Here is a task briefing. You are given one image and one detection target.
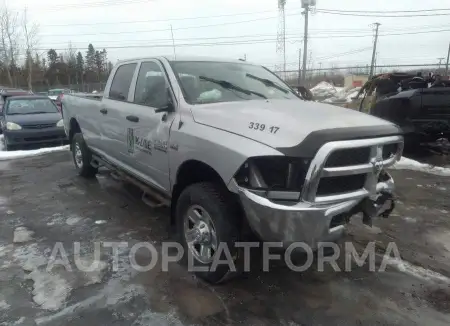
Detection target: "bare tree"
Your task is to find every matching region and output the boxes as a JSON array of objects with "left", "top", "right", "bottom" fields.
[
  {"left": 22, "top": 8, "right": 39, "bottom": 90},
  {"left": 0, "top": 6, "right": 21, "bottom": 87},
  {"left": 0, "top": 7, "right": 13, "bottom": 86}
]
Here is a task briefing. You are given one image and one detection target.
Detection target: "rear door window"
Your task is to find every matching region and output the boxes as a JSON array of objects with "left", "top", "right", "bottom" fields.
[{"left": 109, "top": 63, "right": 137, "bottom": 101}]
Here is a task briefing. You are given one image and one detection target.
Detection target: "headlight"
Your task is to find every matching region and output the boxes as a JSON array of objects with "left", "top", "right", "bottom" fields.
[
  {"left": 6, "top": 122, "right": 22, "bottom": 130},
  {"left": 56, "top": 119, "right": 64, "bottom": 127},
  {"left": 234, "top": 156, "right": 311, "bottom": 201}
]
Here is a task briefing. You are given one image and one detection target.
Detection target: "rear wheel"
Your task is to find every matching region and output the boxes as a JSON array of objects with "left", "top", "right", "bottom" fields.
[
  {"left": 72, "top": 133, "right": 97, "bottom": 178},
  {"left": 176, "top": 182, "right": 240, "bottom": 284}
]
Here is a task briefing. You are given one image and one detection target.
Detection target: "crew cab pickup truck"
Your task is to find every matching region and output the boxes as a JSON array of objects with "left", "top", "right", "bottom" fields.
[{"left": 62, "top": 56, "right": 404, "bottom": 283}]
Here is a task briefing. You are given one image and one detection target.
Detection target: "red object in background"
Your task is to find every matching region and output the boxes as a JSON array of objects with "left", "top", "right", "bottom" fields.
[
  {"left": 352, "top": 80, "right": 363, "bottom": 87},
  {"left": 55, "top": 93, "right": 64, "bottom": 111}
]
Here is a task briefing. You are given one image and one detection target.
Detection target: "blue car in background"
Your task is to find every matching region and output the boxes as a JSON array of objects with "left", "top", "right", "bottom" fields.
[{"left": 0, "top": 95, "right": 67, "bottom": 151}]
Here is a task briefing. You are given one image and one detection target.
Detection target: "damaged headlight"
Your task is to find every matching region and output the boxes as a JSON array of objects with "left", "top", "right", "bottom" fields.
[{"left": 234, "top": 156, "right": 311, "bottom": 201}]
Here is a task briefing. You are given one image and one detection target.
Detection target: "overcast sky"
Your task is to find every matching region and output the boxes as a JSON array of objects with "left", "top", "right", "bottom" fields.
[{"left": 6, "top": 0, "right": 450, "bottom": 71}]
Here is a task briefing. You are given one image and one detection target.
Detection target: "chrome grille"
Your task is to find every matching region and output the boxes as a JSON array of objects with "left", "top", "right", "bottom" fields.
[{"left": 301, "top": 135, "right": 404, "bottom": 204}]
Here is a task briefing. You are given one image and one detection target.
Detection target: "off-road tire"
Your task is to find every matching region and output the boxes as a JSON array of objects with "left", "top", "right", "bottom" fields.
[
  {"left": 176, "top": 182, "right": 240, "bottom": 284},
  {"left": 72, "top": 133, "right": 98, "bottom": 178}
]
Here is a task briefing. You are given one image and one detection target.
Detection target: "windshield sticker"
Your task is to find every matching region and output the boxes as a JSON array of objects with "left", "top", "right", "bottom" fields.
[{"left": 248, "top": 122, "right": 279, "bottom": 134}]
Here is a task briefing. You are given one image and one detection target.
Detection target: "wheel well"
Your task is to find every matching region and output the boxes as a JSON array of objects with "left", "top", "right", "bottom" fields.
[
  {"left": 69, "top": 118, "right": 81, "bottom": 150},
  {"left": 170, "top": 160, "right": 227, "bottom": 225}
]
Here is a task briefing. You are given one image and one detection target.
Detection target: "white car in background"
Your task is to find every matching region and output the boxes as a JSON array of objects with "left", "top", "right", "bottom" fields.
[{"left": 48, "top": 89, "right": 72, "bottom": 101}]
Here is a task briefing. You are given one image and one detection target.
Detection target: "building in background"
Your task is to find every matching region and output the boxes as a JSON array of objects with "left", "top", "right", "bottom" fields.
[{"left": 344, "top": 75, "right": 369, "bottom": 88}]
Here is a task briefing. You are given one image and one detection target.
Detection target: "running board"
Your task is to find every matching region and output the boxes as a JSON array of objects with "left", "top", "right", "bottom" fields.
[
  {"left": 141, "top": 192, "right": 165, "bottom": 208},
  {"left": 91, "top": 154, "right": 171, "bottom": 208}
]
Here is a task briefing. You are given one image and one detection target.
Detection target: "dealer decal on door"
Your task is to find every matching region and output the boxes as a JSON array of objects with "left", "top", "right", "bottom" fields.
[{"left": 127, "top": 128, "right": 152, "bottom": 155}]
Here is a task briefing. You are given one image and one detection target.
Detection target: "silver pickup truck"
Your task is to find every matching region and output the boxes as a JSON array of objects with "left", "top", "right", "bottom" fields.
[{"left": 62, "top": 56, "right": 404, "bottom": 283}]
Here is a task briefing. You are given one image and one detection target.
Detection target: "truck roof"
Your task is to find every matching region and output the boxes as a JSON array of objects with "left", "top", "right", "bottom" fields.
[{"left": 117, "top": 55, "right": 260, "bottom": 66}]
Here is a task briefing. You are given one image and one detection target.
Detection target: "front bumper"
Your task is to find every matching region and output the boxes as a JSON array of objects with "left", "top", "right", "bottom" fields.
[
  {"left": 238, "top": 176, "right": 395, "bottom": 250},
  {"left": 4, "top": 128, "right": 67, "bottom": 145}
]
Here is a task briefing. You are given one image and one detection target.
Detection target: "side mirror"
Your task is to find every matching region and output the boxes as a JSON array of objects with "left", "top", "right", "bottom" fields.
[{"left": 155, "top": 89, "right": 175, "bottom": 113}]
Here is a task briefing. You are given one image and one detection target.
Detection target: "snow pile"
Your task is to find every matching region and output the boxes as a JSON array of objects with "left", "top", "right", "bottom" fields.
[
  {"left": 322, "top": 86, "right": 361, "bottom": 104},
  {"left": 310, "top": 81, "right": 345, "bottom": 101},
  {"left": 392, "top": 157, "right": 450, "bottom": 176},
  {"left": 1, "top": 134, "right": 70, "bottom": 160},
  {"left": 0, "top": 144, "right": 69, "bottom": 161}
]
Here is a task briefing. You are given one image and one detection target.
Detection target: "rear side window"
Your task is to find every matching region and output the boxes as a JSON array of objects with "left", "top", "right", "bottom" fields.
[{"left": 109, "top": 63, "right": 137, "bottom": 101}]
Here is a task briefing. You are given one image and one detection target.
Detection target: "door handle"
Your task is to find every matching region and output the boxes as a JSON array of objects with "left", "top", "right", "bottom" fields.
[
  {"left": 100, "top": 108, "right": 108, "bottom": 114},
  {"left": 126, "top": 115, "right": 139, "bottom": 122}
]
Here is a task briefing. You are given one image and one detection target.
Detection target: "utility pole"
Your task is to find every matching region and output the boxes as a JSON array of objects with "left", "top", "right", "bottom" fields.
[
  {"left": 369, "top": 23, "right": 381, "bottom": 79},
  {"left": 298, "top": 48, "right": 302, "bottom": 86},
  {"left": 445, "top": 42, "right": 450, "bottom": 78},
  {"left": 301, "top": 4, "right": 310, "bottom": 83}
]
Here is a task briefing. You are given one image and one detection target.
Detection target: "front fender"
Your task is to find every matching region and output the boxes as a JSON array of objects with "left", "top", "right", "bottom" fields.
[{"left": 168, "top": 118, "right": 283, "bottom": 192}]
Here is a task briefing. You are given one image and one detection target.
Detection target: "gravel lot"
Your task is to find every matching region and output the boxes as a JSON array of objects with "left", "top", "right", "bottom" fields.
[{"left": 1, "top": 150, "right": 450, "bottom": 326}]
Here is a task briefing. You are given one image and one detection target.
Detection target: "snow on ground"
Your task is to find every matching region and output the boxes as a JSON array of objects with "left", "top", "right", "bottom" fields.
[
  {"left": 0, "top": 134, "right": 69, "bottom": 160},
  {"left": 13, "top": 226, "right": 35, "bottom": 243},
  {"left": 393, "top": 157, "right": 450, "bottom": 176}
]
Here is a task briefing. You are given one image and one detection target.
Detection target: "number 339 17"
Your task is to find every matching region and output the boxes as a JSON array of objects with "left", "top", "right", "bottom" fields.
[{"left": 248, "top": 122, "right": 279, "bottom": 134}]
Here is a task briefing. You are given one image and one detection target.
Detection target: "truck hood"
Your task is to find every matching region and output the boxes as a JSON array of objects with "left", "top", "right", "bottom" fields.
[
  {"left": 191, "top": 99, "right": 400, "bottom": 153},
  {"left": 6, "top": 112, "right": 62, "bottom": 125}
]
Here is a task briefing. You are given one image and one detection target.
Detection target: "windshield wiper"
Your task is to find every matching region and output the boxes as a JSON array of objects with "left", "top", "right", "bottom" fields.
[
  {"left": 199, "top": 76, "right": 267, "bottom": 99},
  {"left": 20, "top": 111, "right": 54, "bottom": 114},
  {"left": 245, "top": 73, "right": 289, "bottom": 94}
]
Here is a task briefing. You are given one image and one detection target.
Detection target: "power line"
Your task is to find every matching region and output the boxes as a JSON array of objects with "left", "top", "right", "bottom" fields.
[
  {"left": 40, "top": 12, "right": 303, "bottom": 37},
  {"left": 316, "top": 10, "right": 450, "bottom": 18},
  {"left": 41, "top": 8, "right": 290, "bottom": 27},
  {"left": 318, "top": 8, "right": 450, "bottom": 13},
  {"left": 315, "top": 47, "right": 372, "bottom": 60},
  {"left": 309, "top": 28, "right": 450, "bottom": 39},
  {"left": 33, "top": 0, "right": 153, "bottom": 11},
  {"left": 39, "top": 25, "right": 450, "bottom": 40},
  {"left": 278, "top": 63, "right": 442, "bottom": 73}
]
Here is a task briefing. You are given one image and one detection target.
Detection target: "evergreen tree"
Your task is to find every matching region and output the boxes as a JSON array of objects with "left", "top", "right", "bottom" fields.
[
  {"left": 76, "top": 51, "right": 84, "bottom": 84},
  {"left": 47, "top": 49, "right": 58, "bottom": 66},
  {"left": 85, "top": 43, "right": 96, "bottom": 71}
]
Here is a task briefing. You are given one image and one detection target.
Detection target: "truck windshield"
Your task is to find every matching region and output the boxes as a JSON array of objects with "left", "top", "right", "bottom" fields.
[{"left": 170, "top": 61, "right": 300, "bottom": 104}]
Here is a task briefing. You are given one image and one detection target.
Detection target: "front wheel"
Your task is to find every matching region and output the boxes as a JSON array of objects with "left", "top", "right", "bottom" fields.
[
  {"left": 72, "top": 133, "right": 98, "bottom": 178},
  {"left": 176, "top": 182, "right": 240, "bottom": 284}
]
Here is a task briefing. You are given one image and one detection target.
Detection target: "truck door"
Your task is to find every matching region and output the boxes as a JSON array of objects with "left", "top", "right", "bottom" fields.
[
  {"left": 98, "top": 62, "right": 138, "bottom": 163},
  {"left": 122, "top": 60, "right": 177, "bottom": 193}
]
